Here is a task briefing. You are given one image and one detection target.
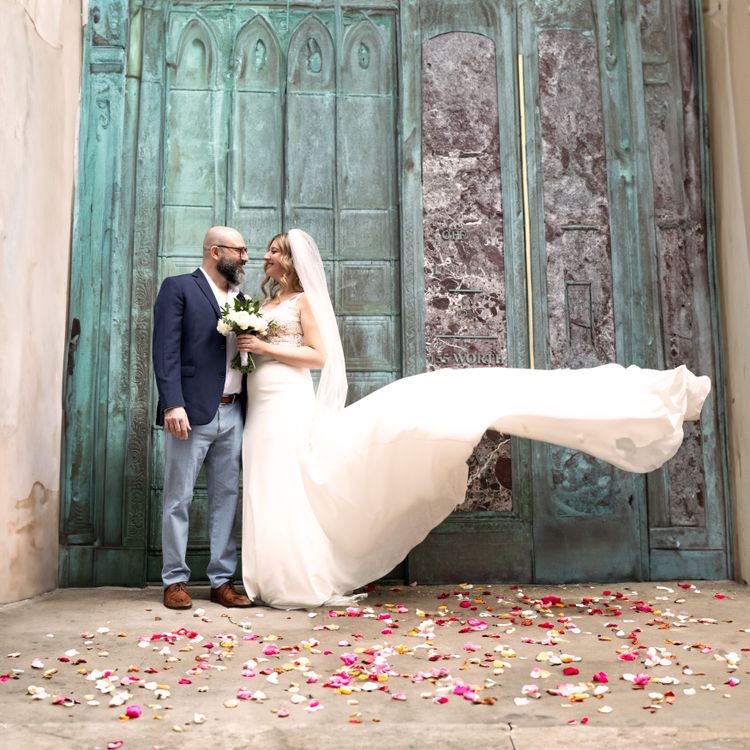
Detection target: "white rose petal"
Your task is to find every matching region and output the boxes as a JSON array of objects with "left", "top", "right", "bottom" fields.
[{"left": 230, "top": 310, "right": 253, "bottom": 329}]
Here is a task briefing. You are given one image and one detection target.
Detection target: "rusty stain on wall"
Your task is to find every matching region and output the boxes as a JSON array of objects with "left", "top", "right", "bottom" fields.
[{"left": 3, "top": 483, "right": 59, "bottom": 604}]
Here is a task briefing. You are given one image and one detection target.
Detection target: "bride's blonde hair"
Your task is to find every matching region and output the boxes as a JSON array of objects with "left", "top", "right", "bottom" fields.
[{"left": 261, "top": 232, "right": 303, "bottom": 300}]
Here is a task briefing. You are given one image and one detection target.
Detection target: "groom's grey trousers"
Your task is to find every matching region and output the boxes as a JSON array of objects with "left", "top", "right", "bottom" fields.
[{"left": 161, "top": 401, "right": 243, "bottom": 588}]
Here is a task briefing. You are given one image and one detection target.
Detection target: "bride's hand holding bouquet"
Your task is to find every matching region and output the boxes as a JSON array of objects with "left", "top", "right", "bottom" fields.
[{"left": 216, "top": 296, "right": 275, "bottom": 373}]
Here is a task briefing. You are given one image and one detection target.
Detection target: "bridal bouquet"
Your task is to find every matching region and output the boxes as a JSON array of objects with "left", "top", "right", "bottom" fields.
[{"left": 216, "top": 296, "right": 275, "bottom": 373}]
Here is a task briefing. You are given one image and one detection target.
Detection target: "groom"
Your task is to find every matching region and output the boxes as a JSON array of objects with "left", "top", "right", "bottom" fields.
[{"left": 152, "top": 226, "right": 253, "bottom": 610}]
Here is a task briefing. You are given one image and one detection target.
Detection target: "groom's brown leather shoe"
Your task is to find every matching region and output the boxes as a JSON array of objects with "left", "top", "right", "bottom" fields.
[
  {"left": 210, "top": 581, "right": 253, "bottom": 608},
  {"left": 164, "top": 582, "right": 192, "bottom": 609}
]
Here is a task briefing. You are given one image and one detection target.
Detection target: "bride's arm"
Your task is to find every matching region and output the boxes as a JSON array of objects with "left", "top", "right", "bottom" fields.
[{"left": 236, "top": 294, "right": 327, "bottom": 369}]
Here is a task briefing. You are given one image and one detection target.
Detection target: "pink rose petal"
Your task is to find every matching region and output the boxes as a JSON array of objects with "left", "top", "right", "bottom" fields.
[{"left": 125, "top": 705, "right": 142, "bottom": 719}]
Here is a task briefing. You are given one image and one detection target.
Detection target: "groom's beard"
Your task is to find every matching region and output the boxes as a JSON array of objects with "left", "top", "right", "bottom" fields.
[{"left": 217, "top": 256, "right": 246, "bottom": 287}]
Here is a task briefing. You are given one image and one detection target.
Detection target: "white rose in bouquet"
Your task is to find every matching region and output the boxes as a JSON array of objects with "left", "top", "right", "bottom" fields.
[
  {"left": 217, "top": 295, "right": 276, "bottom": 373},
  {"left": 229, "top": 310, "right": 254, "bottom": 330},
  {"left": 246, "top": 313, "right": 267, "bottom": 334}
]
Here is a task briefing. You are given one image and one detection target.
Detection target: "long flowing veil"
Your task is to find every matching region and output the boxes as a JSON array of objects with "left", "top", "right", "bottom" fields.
[{"left": 287, "top": 229, "right": 348, "bottom": 430}]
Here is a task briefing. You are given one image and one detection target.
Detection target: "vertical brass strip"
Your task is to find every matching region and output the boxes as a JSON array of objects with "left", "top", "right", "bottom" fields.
[{"left": 517, "top": 54, "right": 535, "bottom": 369}]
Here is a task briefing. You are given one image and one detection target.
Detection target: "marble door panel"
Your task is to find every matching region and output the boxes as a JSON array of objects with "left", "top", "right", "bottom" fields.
[
  {"left": 535, "top": 26, "right": 628, "bottom": 518},
  {"left": 421, "top": 30, "right": 512, "bottom": 513}
]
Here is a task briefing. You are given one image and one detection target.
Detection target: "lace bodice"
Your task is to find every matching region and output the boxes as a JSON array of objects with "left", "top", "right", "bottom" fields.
[{"left": 262, "top": 294, "right": 304, "bottom": 347}]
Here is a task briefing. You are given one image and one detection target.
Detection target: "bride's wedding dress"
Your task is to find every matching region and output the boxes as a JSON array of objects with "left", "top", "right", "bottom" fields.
[{"left": 240, "top": 280, "right": 711, "bottom": 610}]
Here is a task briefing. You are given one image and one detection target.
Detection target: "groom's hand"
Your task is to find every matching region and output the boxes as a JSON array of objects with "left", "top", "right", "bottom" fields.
[{"left": 164, "top": 406, "right": 191, "bottom": 440}]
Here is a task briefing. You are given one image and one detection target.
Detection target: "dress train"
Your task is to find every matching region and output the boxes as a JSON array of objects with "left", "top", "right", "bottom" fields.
[{"left": 242, "top": 356, "right": 710, "bottom": 609}]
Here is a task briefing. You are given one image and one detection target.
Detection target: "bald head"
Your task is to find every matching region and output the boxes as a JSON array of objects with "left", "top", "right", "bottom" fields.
[
  {"left": 203, "top": 226, "right": 245, "bottom": 257},
  {"left": 201, "top": 225, "right": 248, "bottom": 290}
]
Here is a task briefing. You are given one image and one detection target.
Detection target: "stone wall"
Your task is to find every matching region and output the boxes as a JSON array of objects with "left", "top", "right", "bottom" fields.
[{"left": 0, "top": 0, "right": 82, "bottom": 603}]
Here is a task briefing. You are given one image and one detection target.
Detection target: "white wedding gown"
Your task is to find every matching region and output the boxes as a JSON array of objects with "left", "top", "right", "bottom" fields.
[{"left": 242, "top": 295, "right": 711, "bottom": 609}]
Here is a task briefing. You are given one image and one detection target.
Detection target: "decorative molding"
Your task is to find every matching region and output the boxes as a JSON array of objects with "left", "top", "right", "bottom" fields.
[
  {"left": 90, "top": 1, "right": 126, "bottom": 47},
  {"left": 124, "top": 2, "right": 167, "bottom": 547}
]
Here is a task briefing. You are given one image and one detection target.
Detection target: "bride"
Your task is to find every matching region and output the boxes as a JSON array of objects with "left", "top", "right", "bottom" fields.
[{"left": 236, "top": 229, "right": 711, "bottom": 609}]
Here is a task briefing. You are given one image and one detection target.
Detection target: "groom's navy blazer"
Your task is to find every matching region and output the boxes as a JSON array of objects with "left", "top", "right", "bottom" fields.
[{"left": 152, "top": 268, "right": 243, "bottom": 427}]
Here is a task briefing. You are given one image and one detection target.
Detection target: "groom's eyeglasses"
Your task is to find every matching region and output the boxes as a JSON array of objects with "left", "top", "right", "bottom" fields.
[{"left": 217, "top": 244, "right": 249, "bottom": 257}]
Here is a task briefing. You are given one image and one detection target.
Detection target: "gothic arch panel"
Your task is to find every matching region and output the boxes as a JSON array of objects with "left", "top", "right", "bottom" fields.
[
  {"left": 228, "top": 14, "right": 284, "bottom": 249},
  {"left": 172, "top": 19, "right": 217, "bottom": 89},
  {"left": 286, "top": 15, "right": 336, "bottom": 246},
  {"left": 234, "top": 15, "right": 282, "bottom": 92},
  {"left": 287, "top": 16, "right": 335, "bottom": 93},
  {"left": 342, "top": 19, "right": 391, "bottom": 95}
]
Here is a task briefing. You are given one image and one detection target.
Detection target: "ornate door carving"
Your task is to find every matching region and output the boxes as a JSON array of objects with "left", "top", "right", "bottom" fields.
[
  {"left": 146, "top": 3, "right": 401, "bottom": 580},
  {"left": 61, "top": 0, "right": 727, "bottom": 586},
  {"left": 405, "top": 0, "right": 727, "bottom": 582}
]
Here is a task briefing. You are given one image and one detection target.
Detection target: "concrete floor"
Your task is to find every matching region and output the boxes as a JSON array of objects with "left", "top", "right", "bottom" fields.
[{"left": 1, "top": 580, "right": 749, "bottom": 749}]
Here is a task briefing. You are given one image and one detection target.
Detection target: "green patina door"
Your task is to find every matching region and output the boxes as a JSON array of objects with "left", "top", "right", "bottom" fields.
[
  {"left": 147, "top": 3, "right": 401, "bottom": 580},
  {"left": 61, "top": 0, "right": 728, "bottom": 587}
]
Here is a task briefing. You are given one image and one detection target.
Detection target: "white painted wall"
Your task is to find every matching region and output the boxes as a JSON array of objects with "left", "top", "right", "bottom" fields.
[
  {"left": 703, "top": 0, "right": 750, "bottom": 584},
  {"left": 0, "top": 0, "right": 82, "bottom": 603}
]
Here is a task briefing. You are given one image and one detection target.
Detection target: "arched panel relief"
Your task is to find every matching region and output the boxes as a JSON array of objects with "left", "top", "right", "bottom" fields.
[
  {"left": 229, "top": 15, "right": 284, "bottom": 248},
  {"left": 286, "top": 15, "right": 336, "bottom": 251},
  {"left": 337, "top": 14, "right": 400, "bottom": 406},
  {"left": 172, "top": 19, "right": 217, "bottom": 89},
  {"left": 531, "top": 0, "right": 593, "bottom": 28},
  {"left": 234, "top": 15, "right": 282, "bottom": 92},
  {"left": 287, "top": 16, "right": 335, "bottom": 93},
  {"left": 339, "top": 19, "right": 394, "bottom": 211},
  {"left": 342, "top": 20, "right": 391, "bottom": 95},
  {"left": 422, "top": 0, "right": 497, "bottom": 33},
  {"left": 163, "top": 16, "right": 223, "bottom": 245}
]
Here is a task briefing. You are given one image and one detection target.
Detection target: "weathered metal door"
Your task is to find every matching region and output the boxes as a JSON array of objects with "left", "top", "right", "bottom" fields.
[
  {"left": 146, "top": 3, "right": 401, "bottom": 580},
  {"left": 61, "top": 0, "right": 728, "bottom": 587},
  {"left": 405, "top": 0, "right": 728, "bottom": 583}
]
